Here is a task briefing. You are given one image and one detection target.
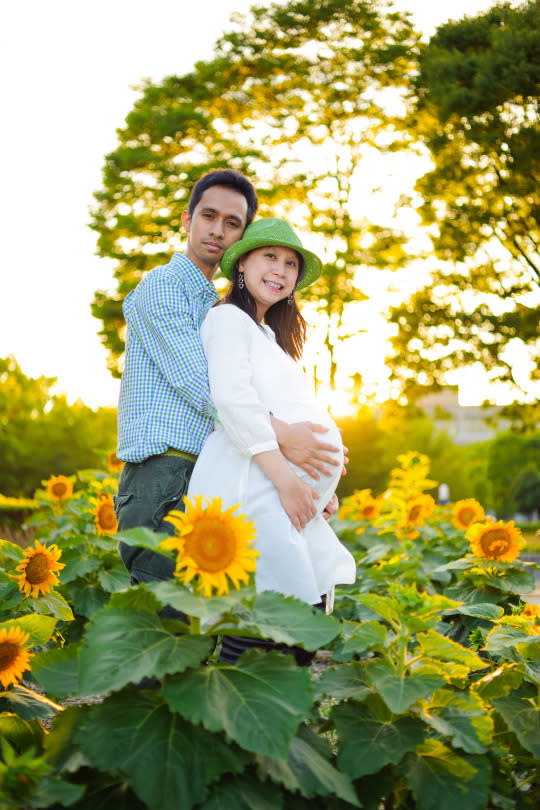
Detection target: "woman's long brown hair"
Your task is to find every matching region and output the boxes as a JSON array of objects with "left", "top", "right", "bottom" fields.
[{"left": 221, "top": 252, "right": 307, "bottom": 360}]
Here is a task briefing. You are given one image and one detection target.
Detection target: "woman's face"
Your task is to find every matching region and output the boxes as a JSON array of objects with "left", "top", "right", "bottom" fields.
[{"left": 238, "top": 245, "right": 300, "bottom": 320}]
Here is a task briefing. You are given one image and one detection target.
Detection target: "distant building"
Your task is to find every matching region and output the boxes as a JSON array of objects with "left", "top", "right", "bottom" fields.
[{"left": 418, "top": 389, "right": 507, "bottom": 446}]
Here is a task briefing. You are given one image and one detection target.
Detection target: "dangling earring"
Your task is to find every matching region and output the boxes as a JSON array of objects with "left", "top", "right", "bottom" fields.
[
  {"left": 287, "top": 292, "right": 294, "bottom": 305},
  {"left": 238, "top": 272, "right": 244, "bottom": 290}
]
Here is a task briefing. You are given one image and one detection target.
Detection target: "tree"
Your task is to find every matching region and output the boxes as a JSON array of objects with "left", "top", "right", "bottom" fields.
[
  {"left": 0, "top": 356, "right": 117, "bottom": 496},
  {"left": 90, "top": 0, "right": 419, "bottom": 385},
  {"left": 388, "top": 0, "right": 540, "bottom": 416}
]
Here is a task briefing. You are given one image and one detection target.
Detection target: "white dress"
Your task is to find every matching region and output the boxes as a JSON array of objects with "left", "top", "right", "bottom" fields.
[{"left": 188, "top": 304, "right": 356, "bottom": 605}]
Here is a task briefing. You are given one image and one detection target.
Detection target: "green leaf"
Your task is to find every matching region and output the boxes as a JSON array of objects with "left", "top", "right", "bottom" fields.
[
  {"left": 422, "top": 689, "right": 493, "bottom": 754},
  {"left": 454, "top": 603, "right": 504, "bottom": 620},
  {"left": 493, "top": 686, "right": 540, "bottom": 758},
  {"left": 444, "top": 581, "right": 501, "bottom": 605},
  {"left": 30, "top": 775, "right": 85, "bottom": 808},
  {"left": 0, "top": 683, "right": 62, "bottom": 722},
  {"left": 150, "top": 580, "right": 246, "bottom": 620},
  {"left": 472, "top": 663, "right": 524, "bottom": 700},
  {"left": 32, "top": 643, "right": 80, "bottom": 699},
  {"left": 198, "top": 772, "right": 284, "bottom": 809},
  {"left": 0, "top": 713, "right": 44, "bottom": 750},
  {"left": 332, "top": 701, "right": 426, "bottom": 778},
  {"left": 44, "top": 781, "right": 147, "bottom": 810},
  {"left": 78, "top": 608, "right": 214, "bottom": 695},
  {"left": 315, "top": 661, "right": 372, "bottom": 701},
  {"left": 404, "top": 740, "right": 491, "bottom": 810},
  {"left": 77, "top": 692, "right": 248, "bottom": 810},
  {"left": 365, "top": 659, "right": 444, "bottom": 713},
  {"left": 219, "top": 591, "right": 341, "bottom": 651},
  {"left": 1, "top": 614, "right": 57, "bottom": 645},
  {"left": 484, "top": 567, "right": 536, "bottom": 595},
  {"left": 484, "top": 625, "right": 538, "bottom": 654},
  {"left": 69, "top": 582, "right": 111, "bottom": 618},
  {"left": 109, "top": 584, "right": 163, "bottom": 613},
  {"left": 0, "top": 538, "right": 26, "bottom": 562},
  {"left": 335, "top": 620, "right": 388, "bottom": 660},
  {"left": 416, "top": 630, "right": 488, "bottom": 671},
  {"left": 355, "top": 593, "right": 400, "bottom": 626},
  {"left": 114, "top": 527, "right": 169, "bottom": 551},
  {"left": 255, "top": 724, "right": 360, "bottom": 805},
  {"left": 59, "top": 549, "right": 101, "bottom": 583},
  {"left": 163, "top": 650, "right": 312, "bottom": 758},
  {"left": 97, "top": 561, "right": 130, "bottom": 592},
  {"left": 28, "top": 589, "right": 74, "bottom": 622}
]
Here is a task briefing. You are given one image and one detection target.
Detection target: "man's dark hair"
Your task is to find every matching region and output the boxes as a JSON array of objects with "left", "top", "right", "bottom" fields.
[{"left": 188, "top": 170, "right": 258, "bottom": 225}]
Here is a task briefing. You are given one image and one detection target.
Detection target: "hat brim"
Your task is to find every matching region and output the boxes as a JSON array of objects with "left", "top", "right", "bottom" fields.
[{"left": 220, "top": 237, "right": 322, "bottom": 290}]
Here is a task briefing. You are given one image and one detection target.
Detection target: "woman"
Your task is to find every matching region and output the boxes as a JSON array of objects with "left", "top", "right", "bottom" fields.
[{"left": 187, "top": 218, "right": 356, "bottom": 662}]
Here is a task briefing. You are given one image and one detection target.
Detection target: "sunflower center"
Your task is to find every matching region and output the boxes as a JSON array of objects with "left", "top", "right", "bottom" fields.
[
  {"left": 51, "top": 482, "right": 68, "bottom": 497},
  {"left": 25, "top": 553, "right": 52, "bottom": 585},
  {"left": 408, "top": 505, "right": 423, "bottom": 523},
  {"left": 0, "top": 642, "right": 20, "bottom": 671},
  {"left": 97, "top": 504, "right": 117, "bottom": 530},
  {"left": 460, "top": 509, "right": 474, "bottom": 524},
  {"left": 480, "top": 529, "right": 511, "bottom": 557},
  {"left": 184, "top": 518, "right": 236, "bottom": 572},
  {"left": 362, "top": 505, "right": 376, "bottom": 518}
]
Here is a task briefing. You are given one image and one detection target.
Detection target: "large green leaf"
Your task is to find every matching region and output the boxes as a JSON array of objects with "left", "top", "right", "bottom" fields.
[
  {"left": 0, "top": 537, "right": 26, "bottom": 562},
  {"left": 416, "top": 630, "right": 488, "bottom": 672},
  {"left": 454, "top": 604, "right": 504, "bottom": 620},
  {"left": 78, "top": 608, "right": 214, "bottom": 695},
  {"left": 163, "top": 650, "right": 312, "bottom": 759},
  {"left": 484, "top": 625, "right": 538, "bottom": 654},
  {"left": 59, "top": 549, "right": 101, "bottom": 584},
  {"left": 198, "top": 772, "right": 284, "bottom": 809},
  {"left": 483, "top": 567, "right": 536, "bottom": 595},
  {"left": 404, "top": 740, "right": 491, "bottom": 810},
  {"left": 29, "top": 775, "right": 85, "bottom": 808},
  {"left": 45, "top": 782, "right": 147, "bottom": 810},
  {"left": 422, "top": 689, "right": 493, "bottom": 754},
  {"left": 255, "top": 724, "right": 360, "bottom": 806},
  {"left": 493, "top": 686, "right": 540, "bottom": 758},
  {"left": 97, "top": 560, "right": 130, "bottom": 592},
  {"left": 149, "top": 580, "right": 246, "bottom": 621},
  {"left": 77, "top": 692, "right": 248, "bottom": 810},
  {"left": 315, "top": 662, "right": 372, "bottom": 702},
  {"left": 334, "top": 621, "right": 389, "bottom": 660},
  {"left": 114, "top": 527, "right": 169, "bottom": 551},
  {"left": 217, "top": 591, "right": 340, "bottom": 651},
  {"left": 332, "top": 701, "right": 426, "bottom": 778},
  {"left": 354, "top": 594, "right": 400, "bottom": 626},
  {"left": 32, "top": 643, "right": 80, "bottom": 699},
  {"left": 0, "top": 683, "right": 62, "bottom": 722},
  {"left": 444, "top": 581, "right": 501, "bottom": 605},
  {"left": 69, "top": 582, "right": 110, "bottom": 618},
  {"left": 365, "top": 659, "right": 444, "bottom": 713},
  {"left": 28, "top": 589, "right": 74, "bottom": 622},
  {"left": 472, "top": 663, "right": 523, "bottom": 700},
  {"left": 0, "top": 713, "right": 44, "bottom": 750},
  {"left": 1, "top": 614, "right": 57, "bottom": 645}
]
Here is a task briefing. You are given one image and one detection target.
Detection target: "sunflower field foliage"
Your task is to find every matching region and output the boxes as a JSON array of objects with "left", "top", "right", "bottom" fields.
[{"left": 0, "top": 452, "right": 539, "bottom": 809}]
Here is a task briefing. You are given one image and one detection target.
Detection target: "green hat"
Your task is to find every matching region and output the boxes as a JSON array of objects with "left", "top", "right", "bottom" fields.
[{"left": 220, "top": 218, "right": 322, "bottom": 290}]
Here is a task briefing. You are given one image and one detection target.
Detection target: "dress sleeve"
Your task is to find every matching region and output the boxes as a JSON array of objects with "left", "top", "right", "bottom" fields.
[{"left": 201, "top": 306, "right": 279, "bottom": 456}]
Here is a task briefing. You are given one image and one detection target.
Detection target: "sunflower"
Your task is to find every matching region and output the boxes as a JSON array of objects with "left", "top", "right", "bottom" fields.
[
  {"left": 162, "top": 495, "right": 258, "bottom": 597},
  {"left": 452, "top": 498, "right": 485, "bottom": 530},
  {"left": 0, "top": 625, "right": 33, "bottom": 689},
  {"left": 107, "top": 450, "right": 124, "bottom": 472},
  {"left": 12, "top": 540, "right": 65, "bottom": 598},
  {"left": 46, "top": 475, "right": 73, "bottom": 501},
  {"left": 339, "top": 489, "right": 380, "bottom": 521},
  {"left": 405, "top": 494, "right": 435, "bottom": 527},
  {"left": 521, "top": 603, "right": 540, "bottom": 635},
  {"left": 467, "top": 519, "right": 524, "bottom": 563},
  {"left": 94, "top": 494, "right": 118, "bottom": 535}
]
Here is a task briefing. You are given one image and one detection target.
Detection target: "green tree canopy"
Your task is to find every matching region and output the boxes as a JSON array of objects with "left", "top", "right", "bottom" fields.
[
  {"left": 388, "top": 0, "right": 540, "bottom": 415},
  {"left": 90, "top": 0, "right": 420, "bottom": 384},
  {"left": 0, "top": 356, "right": 117, "bottom": 497}
]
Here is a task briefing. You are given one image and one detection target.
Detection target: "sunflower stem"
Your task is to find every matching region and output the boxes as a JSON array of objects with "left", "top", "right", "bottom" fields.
[{"left": 190, "top": 616, "right": 201, "bottom": 635}]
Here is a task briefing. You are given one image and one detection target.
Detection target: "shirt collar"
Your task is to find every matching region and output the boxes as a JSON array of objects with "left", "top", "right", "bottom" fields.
[{"left": 170, "top": 252, "right": 218, "bottom": 298}]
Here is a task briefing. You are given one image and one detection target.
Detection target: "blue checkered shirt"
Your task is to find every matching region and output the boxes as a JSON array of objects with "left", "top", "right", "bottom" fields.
[{"left": 117, "top": 253, "right": 219, "bottom": 463}]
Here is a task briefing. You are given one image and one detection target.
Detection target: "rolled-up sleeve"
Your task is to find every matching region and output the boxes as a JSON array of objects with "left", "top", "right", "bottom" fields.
[
  {"left": 201, "top": 306, "right": 279, "bottom": 456},
  {"left": 128, "top": 273, "right": 216, "bottom": 418}
]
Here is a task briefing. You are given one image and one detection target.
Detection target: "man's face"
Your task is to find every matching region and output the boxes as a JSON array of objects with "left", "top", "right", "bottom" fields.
[{"left": 182, "top": 185, "right": 248, "bottom": 278}]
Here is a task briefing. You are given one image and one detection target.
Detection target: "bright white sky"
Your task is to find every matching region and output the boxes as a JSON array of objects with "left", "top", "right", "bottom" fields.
[{"left": 1, "top": 0, "right": 498, "bottom": 409}]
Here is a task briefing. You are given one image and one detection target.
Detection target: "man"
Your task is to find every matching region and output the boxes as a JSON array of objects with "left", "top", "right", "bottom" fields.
[{"left": 115, "top": 169, "right": 341, "bottom": 588}]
